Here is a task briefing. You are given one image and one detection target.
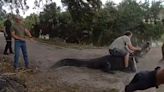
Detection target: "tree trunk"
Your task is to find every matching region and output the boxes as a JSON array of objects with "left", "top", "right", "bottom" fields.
[{"left": 162, "top": 43, "right": 164, "bottom": 59}]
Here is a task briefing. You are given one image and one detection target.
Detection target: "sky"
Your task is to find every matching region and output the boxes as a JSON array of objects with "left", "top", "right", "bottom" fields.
[{"left": 2, "top": 0, "right": 162, "bottom": 18}]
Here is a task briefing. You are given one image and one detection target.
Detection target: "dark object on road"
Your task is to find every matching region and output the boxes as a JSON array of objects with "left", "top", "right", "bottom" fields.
[{"left": 125, "top": 66, "right": 160, "bottom": 92}]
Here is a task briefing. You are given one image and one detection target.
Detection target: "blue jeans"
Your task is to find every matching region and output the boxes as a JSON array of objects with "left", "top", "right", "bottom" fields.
[{"left": 14, "top": 40, "right": 29, "bottom": 68}]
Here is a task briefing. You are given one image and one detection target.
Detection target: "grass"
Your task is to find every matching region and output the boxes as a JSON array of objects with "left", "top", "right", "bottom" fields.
[{"left": 37, "top": 38, "right": 107, "bottom": 50}]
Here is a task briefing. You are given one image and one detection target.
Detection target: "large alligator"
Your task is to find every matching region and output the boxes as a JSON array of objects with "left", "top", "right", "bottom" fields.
[{"left": 51, "top": 42, "right": 151, "bottom": 73}]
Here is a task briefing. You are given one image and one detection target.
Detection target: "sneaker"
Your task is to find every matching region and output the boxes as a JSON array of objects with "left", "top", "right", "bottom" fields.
[
  {"left": 3, "top": 53, "right": 9, "bottom": 55},
  {"left": 14, "top": 68, "right": 19, "bottom": 72},
  {"left": 122, "top": 68, "right": 131, "bottom": 73},
  {"left": 10, "top": 52, "right": 14, "bottom": 54},
  {"left": 25, "top": 66, "right": 32, "bottom": 70}
]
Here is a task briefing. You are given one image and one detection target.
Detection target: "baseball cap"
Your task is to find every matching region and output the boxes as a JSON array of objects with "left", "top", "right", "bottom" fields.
[{"left": 14, "top": 15, "right": 22, "bottom": 21}]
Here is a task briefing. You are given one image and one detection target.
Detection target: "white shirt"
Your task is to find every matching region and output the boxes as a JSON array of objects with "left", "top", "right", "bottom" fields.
[{"left": 109, "top": 35, "right": 131, "bottom": 52}]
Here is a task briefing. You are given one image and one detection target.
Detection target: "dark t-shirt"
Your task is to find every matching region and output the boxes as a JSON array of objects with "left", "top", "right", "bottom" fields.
[{"left": 4, "top": 19, "right": 12, "bottom": 38}]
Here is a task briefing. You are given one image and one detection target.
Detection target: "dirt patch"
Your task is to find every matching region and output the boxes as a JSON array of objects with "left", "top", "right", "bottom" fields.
[
  {"left": 0, "top": 55, "right": 131, "bottom": 92},
  {"left": 0, "top": 56, "right": 27, "bottom": 92}
]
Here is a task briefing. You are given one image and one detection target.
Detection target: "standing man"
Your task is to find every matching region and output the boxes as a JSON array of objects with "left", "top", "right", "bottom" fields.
[
  {"left": 3, "top": 14, "right": 13, "bottom": 55},
  {"left": 11, "top": 15, "right": 33, "bottom": 70}
]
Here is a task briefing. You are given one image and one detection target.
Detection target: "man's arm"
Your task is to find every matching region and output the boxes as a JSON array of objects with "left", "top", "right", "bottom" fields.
[
  {"left": 156, "top": 68, "right": 164, "bottom": 85},
  {"left": 25, "top": 28, "right": 32, "bottom": 38},
  {"left": 3, "top": 21, "right": 7, "bottom": 37},
  {"left": 124, "top": 36, "right": 141, "bottom": 51},
  {"left": 3, "top": 27, "right": 8, "bottom": 37},
  {"left": 128, "top": 44, "right": 141, "bottom": 51},
  {"left": 25, "top": 28, "right": 36, "bottom": 42}
]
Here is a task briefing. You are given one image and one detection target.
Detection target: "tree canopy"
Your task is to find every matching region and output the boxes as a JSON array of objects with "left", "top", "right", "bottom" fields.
[{"left": 1, "top": 0, "right": 164, "bottom": 46}]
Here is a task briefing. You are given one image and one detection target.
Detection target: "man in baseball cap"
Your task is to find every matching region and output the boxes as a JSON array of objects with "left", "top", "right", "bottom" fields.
[{"left": 11, "top": 14, "right": 33, "bottom": 71}]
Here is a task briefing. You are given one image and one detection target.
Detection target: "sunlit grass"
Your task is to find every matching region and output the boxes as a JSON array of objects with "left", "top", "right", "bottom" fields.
[{"left": 37, "top": 38, "right": 107, "bottom": 49}]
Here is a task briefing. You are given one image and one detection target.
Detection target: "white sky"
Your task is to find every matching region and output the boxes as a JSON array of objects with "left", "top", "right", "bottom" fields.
[{"left": 2, "top": 0, "right": 162, "bottom": 18}]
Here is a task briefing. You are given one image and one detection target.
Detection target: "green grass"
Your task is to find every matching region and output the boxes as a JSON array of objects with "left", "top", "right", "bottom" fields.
[{"left": 37, "top": 38, "right": 107, "bottom": 50}]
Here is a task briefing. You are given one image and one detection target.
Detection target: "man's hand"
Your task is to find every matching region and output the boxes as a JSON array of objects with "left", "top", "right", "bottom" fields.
[
  {"left": 129, "top": 50, "right": 134, "bottom": 53},
  {"left": 4, "top": 34, "right": 8, "bottom": 38},
  {"left": 29, "top": 38, "right": 37, "bottom": 43},
  {"left": 137, "top": 47, "right": 142, "bottom": 51},
  {"left": 20, "top": 38, "right": 26, "bottom": 41}
]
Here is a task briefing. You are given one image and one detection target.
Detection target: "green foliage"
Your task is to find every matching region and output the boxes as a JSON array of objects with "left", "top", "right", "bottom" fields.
[
  {"left": 1, "top": 0, "right": 164, "bottom": 46},
  {"left": 0, "top": 20, "right": 4, "bottom": 29},
  {"left": 24, "top": 13, "right": 39, "bottom": 29},
  {"left": 144, "top": 23, "right": 164, "bottom": 40},
  {"left": 94, "top": 1, "right": 119, "bottom": 45},
  {"left": 38, "top": 2, "right": 61, "bottom": 38},
  {"left": 37, "top": 0, "right": 164, "bottom": 45},
  {"left": 61, "top": 0, "right": 102, "bottom": 23},
  {"left": 40, "top": 2, "right": 60, "bottom": 23},
  {"left": 117, "top": 0, "right": 144, "bottom": 31}
]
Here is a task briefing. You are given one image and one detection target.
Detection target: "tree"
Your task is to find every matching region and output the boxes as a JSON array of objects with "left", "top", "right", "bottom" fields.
[
  {"left": 24, "top": 14, "right": 39, "bottom": 29},
  {"left": 1, "top": 0, "right": 56, "bottom": 15},
  {"left": 146, "top": 1, "right": 163, "bottom": 24},
  {"left": 61, "top": 0, "right": 102, "bottom": 23},
  {"left": 39, "top": 2, "right": 61, "bottom": 38},
  {"left": 61, "top": 0, "right": 102, "bottom": 44},
  {"left": 91, "top": 1, "right": 119, "bottom": 45},
  {"left": 2, "top": 0, "right": 163, "bottom": 45},
  {"left": 117, "top": 0, "right": 145, "bottom": 32},
  {"left": 2, "top": 0, "right": 29, "bottom": 14},
  {"left": 141, "top": 0, "right": 163, "bottom": 41}
]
